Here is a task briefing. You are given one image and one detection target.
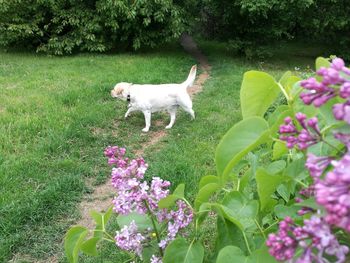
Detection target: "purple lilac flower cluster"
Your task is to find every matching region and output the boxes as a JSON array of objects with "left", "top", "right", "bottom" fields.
[
  {"left": 315, "top": 150, "right": 350, "bottom": 232},
  {"left": 300, "top": 58, "right": 350, "bottom": 124},
  {"left": 267, "top": 216, "right": 349, "bottom": 262},
  {"left": 273, "top": 58, "right": 350, "bottom": 262},
  {"left": 279, "top": 113, "right": 321, "bottom": 149},
  {"left": 104, "top": 146, "right": 193, "bottom": 261},
  {"left": 158, "top": 200, "right": 193, "bottom": 248}
]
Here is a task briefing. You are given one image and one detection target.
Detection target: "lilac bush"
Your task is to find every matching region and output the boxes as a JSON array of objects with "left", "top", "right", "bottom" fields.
[{"left": 267, "top": 58, "right": 350, "bottom": 262}]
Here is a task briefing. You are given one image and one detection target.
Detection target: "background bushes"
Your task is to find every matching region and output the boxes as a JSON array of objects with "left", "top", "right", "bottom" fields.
[
  {"left": 0, "top": 0, "right": 186, "bottom": 55},
  {"left": 0, "top": 0, "right": 349, "bottom": 57}
]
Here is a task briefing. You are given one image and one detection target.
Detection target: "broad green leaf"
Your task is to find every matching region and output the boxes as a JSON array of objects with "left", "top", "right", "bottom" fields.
[
  {"left": 173, "top": 183, "right": 185, "bottom": 198},
  {"left": 80, "top": 237, "right": 99, "bottom": 256},
  {"left": 266, "top": 160, "right": 286, "bottom": 175},
  {"left": 276, "top": 184, "right": 289, "bottom": 202},
  {"left": 64, "top": 226, "right": 88, "bottom": 263},
  {"left": 215, "top": 117, "right": 270, "bottom": 180},
  {"left": 216, "top": 246, "right": 246, "bottom": 263},
  {"left": 283, "top": 158, "right": 306, "bottom": 179},
  {"left": 216, "top": 245, "right": 277, "bottom": 263},
  {"left": 220, "top": 191, "right": 259, "bottom": 230},
  {"left": 272, "top": 141, "right": 288, "bottom": 160},
  {"left": 279, "top": 71, "right": 292, "bottom": 88},
  {"left": 117, "top": 212, "right": 153, "bottom": 231},
  {"left": 249, "top": 244, "right": 278, "bottom": 263},
  {"left": 256, "top": 168, "right": 286, "bottom": 211},
  {"left": 90, "top": 206, "right": 113, "bottom": 239},
  {"left": 294, "top": 197, "right": 324, "bottom": 212},
  {"left": 158, "top": 194, "right": 181, "bottom": 209},
  {"left": 163, "top": 238, "right": 204, "bottom": 263},
  {"left": 197, "top": 202, "right": 212, "bottom": 225},
  {"left": 215, "top": 217, "right": 247, "bottom": 254},
  {"left": 279, "top": 72, "right": 301, "bottom": 98},
  {"left": 316, "top": 57, "right": 330, "bottom": 70},
  {"left": 199, "top": 175, "right": 220, "bottom": 189},
  {"left": 159, "top": 184, "right": 186, "bottom": 208},
  {"left": 274, "top": 204, "right": 300, "bottom": 220},
  {"left": 240, "top": 71, "right": 281, "bottom": 118},
  {"left": 195, "top": 183, "right": 220, "bottom": 210},
  {"left": 267, "top": 105, "right": 289, "bottom": 127}
]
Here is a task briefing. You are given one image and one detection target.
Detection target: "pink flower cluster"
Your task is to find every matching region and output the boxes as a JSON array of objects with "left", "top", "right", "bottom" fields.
[
  {"left": 104, "top": 146, "right": 193, "bottom": 260},
  {"left": 279, "top": 113, "right": 321, "bottom": 149},
  {"left": 267, "top": 216, "right": 349, "bottom": 262}
]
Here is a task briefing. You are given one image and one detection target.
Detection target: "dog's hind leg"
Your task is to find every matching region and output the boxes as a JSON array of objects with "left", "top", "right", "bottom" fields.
[
  {"left": 166, "top": 108, "right": 177, "bottom": 129},
  {"left": 178, "top": 95, "right": 195, "bottom": 120},
  {"left": 142, "top": 110, "right": 151, "bottom": 132}
]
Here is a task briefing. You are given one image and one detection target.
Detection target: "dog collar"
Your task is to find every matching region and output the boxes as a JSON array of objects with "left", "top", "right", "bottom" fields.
[{"left": 127, "top": 94, "right": 131, "bottom": 102}]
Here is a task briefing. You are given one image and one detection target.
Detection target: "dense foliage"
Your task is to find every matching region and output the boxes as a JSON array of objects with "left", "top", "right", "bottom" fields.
[
  {"left": 0, "top": 0, "right": 186, "bottom": 54},
  {"left": 1, "top": 0, "right": 349, "bottom": 56},
  {"left": 200, "top": 0, "right": 350, "bottom": 58},
  {"left": 65, "top": 57, "right": 350, "bottom": 262}
]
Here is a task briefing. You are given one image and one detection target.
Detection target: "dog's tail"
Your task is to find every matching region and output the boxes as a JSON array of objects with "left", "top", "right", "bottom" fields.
[{"left": 182, "top": 65, "right": 197, "bottom": 88}]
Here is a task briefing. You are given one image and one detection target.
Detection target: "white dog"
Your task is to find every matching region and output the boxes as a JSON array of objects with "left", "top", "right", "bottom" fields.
[{"left": 111, "top": 65, "right": 197, "bottom": 132}]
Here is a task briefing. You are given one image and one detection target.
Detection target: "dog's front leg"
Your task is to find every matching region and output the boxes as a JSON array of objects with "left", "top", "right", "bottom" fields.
[
  {"left": 142, "top": 110, "right": 151, "bottom": 132},
  {"left": 124, "top": 106, "right": 136, "bottom": 118}
]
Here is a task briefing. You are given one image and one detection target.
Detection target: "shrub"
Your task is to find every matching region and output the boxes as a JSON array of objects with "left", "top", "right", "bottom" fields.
[{"left": 0, "top": 0, "right": 186, "bottom": 55}]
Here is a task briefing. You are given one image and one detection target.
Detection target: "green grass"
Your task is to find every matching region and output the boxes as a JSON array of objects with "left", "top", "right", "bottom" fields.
[
  {"left": 0, "top": 40, "right": 324, "bottom": 262},
  {"left": 0, "top": 45, "right": 195, "bottom": 262}
]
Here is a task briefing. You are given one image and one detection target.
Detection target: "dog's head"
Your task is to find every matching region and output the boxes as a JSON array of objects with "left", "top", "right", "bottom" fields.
[{"left": 110, "top": 82, "right": 132, "bottom": 100}]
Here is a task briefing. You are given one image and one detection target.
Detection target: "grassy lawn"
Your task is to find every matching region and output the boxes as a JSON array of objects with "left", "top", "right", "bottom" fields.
[{"left": 0, "top": 40, "right": 322, "bottom": 262}]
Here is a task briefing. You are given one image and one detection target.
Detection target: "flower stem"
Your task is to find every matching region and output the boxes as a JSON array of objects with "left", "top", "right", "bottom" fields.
[
  {"left": 144, "top": 201, "right": 163, "bottom": 257},
  {"left": 242, "top": 231, "right": 252, "bottom": 255},
  {"left": 254, "top": 219, "right": 266, "bottom": 239}
]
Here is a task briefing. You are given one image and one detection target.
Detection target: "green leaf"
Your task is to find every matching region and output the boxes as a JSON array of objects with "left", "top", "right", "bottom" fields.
[
  {"left": 267, "top": 105, "right": 289, "bottom": 127},
  {"left": 240, "top": 71, "right": 281, "bottom": 119},
  {"left": 195, "top": 183, "right": 220, "bottom": 210},
  {"left": 159, "top": 183, "right": 186, "bottom": 208},
  {"left": 215, "top": 217, "right": 247, "bottom": 254},
  {"left": 256, "top": 168, "right": 286, "bottom": 211},
  {"left": 279, "top": 71, "right": 301, "bottom": 98},
  {"left": 216, "top": 244, "right": 278, "bottom": 263},
  {"left": 274, "top": 204, "right": 300, "bottom": 220},
  {"left": 64, "top": 226, "right": 88, "bottom": 263},
  {"left": 158, "top": 194, "right": 180, "bottom": 209},
  {"left": 266, "top": 160, "right": 286, "bottom": 175},
  {"left": 117, "top": 212, "right": 153, "bottom": 231},
  {"left": 316, "top": 57, "right": 330, "bottom": 70},
  {"left": 216, "top": 246, "right": 247, "bottom": 263},
  {"left": 163, "top": 238, "right": 204, "bottom": 263},
  {"left": 219, "top": 191, "right": 259, "bottom": 230},
  {"left": 272, "top": 141, "right": 288, "bottom": 160},
  {"left": 215, "top": 117, "right": 270, "bottom": 180},
  {"left": 80, "top": 237, "right": 99, "bottom": 256},
  {"left": 199, "top": 175, "right": 220, "bottom": 189},
  {"left": 173, "top": 183, "right": 185, "bottom": 198},
  {"left": 294, "top": 197, "right": 324, "bottom": 211},
  {"left": 90, "top": 206, "right": 113, "bottom": 239},
  {"left": 276, "top": 184, "right": 289, "bottom": 202}
]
